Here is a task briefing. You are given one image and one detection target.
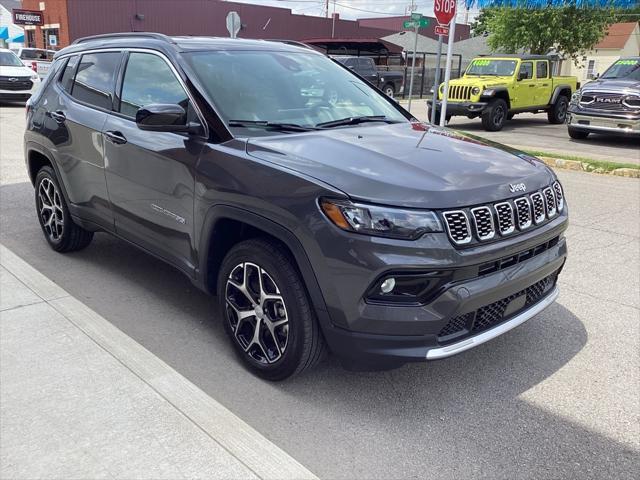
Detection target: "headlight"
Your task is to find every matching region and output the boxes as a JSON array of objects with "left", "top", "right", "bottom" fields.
[
  {"left": 481, "top": 89, "right": 495, "bottom": 96},
  {"left": 30, "top": 73, "right": 39, "bottom": 81},
  {"left": 471, "top": 86, "right": 481, "bottom": 95},
  {"left": 320, "top": 199, "right": 443, "bottom": 240},
  {"left": 571, "top": 91, "right": 580, "bottom": 103}
]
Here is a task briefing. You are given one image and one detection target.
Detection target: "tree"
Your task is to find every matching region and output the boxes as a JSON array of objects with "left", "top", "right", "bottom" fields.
[{"left": 470, "top": 7, "right": 624, "bottom": 65}]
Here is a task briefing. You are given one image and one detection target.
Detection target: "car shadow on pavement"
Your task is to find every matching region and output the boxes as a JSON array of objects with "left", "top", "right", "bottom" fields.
[{"left": 1, "top": 181, "right": 637, "bottom": 479}]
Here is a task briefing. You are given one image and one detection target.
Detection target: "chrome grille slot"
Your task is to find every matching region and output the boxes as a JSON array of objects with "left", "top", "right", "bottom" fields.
[
  {"left": 530, "top": 192, "right": 546, "bottom": 224},
  {"left": 471, "top": 206, "right": 495, "bottom": 240},
  {"left": 443, "top": 211, "right": 472, "bottom": 245},
  {"left": 494, "top": 202, "right": 515, "bottom": 235},
  {"left": 553, "top": 181, "right": 564, "bottom": 212},
  {"left": 543, "top": 187, "right": 557, "bottom": 217},
  {"left": 514, "top": 197, "right": 532, "bottom": 230}
]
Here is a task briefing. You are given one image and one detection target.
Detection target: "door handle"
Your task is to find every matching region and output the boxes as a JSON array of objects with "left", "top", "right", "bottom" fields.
[
  {"left": 542, "top": 83, "right": 549, "bottom": 87},
  {"left": 528, "top": 84, "right": 535, "bottom": 88},
  {"left": 104, "top": 130, "right": 127, "bottom": 145},
  {"left": 48, "top": 110, "right": 66, "bottom": 123}
]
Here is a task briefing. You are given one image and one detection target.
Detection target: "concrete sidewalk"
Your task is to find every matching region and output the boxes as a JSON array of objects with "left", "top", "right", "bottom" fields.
[{"left": 0, "top": 244, "right": 316, "bottom": 480}]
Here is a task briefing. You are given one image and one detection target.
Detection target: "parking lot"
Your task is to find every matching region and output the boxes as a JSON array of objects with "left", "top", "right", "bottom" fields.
[
  {"left": 1, "top": 101, "right": 639, "bottom": 478},
  {"left": 403, "top": 100, "right": 640, "bottom": 163}
]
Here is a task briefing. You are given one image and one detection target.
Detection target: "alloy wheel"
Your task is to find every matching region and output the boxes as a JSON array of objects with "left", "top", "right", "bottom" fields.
[
  {"left": 493, "top": 105, "right": 505, "bottom": 127},
  {"left": 225, "top": 262, "right": 289, "bottom": 364},
  {"left": 38, "top": 177, "right": 64, "bottom": 242}
]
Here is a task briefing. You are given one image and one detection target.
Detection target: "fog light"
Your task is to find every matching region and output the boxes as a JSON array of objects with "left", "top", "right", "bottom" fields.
[{"left": 380, "top": 277, "right": 396, "bottom": 294}]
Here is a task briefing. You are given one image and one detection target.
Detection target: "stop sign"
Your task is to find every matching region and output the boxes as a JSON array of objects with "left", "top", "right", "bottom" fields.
[{"left": 434, "top": 0, "right": 456, "bottom": 26}]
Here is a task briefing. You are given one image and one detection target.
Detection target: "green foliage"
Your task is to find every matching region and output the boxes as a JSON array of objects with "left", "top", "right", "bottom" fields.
[{"left": 471, "top": 7, "right": 623, "bottom": 65}]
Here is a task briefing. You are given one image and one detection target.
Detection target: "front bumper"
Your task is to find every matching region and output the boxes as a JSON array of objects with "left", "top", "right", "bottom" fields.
[
  {"left": 314, "top": 212, "right": 568, "bottom": 370},
  {"left": 567, "top": 107, "right": 640, "bottom": 136},
  {"left": 427, "top": 99, "right": 488, "bottom": 116}
]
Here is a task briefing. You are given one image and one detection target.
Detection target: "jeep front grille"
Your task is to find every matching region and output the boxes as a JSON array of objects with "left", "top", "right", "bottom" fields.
[
  {"left": 514, "top": 197, "right": 532, "bottom": 229},
  {"left": 530, "top": 192, "right": 546, "bottom": 224},
  {"left": 543, "top": 187, "right": 557, "bottom": 217},
  {"left": 442, "top": 211, "right": 472, "bottom": 245},
  {"left": 552, "top": 181, "right": 564, "bottom": 212},
  {"left": 470, "top": 207, "right": 495, "bottom": 240},
  {"left": 442, "top": 184, "right": 563, "bottom": 246},
  {"left": 494, "top": 202, "right": 515, "bottom": 235},
  {"left": 448, "top": 85, "right": 472, "bottom": 101}
]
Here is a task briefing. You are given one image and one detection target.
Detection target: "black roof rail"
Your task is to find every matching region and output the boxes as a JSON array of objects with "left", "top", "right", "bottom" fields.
[{"left": 72, "top": 32, "right": 175, "bottom": 45}]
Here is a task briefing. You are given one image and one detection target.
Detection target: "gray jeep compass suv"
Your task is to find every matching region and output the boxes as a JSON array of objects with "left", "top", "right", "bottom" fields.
[{"left": 24, "top": 33, "right": 568, "bottom": 380}]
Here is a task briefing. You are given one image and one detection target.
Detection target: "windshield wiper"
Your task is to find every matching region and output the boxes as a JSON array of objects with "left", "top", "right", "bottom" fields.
[
  {"left": 316, "top": 115, "right": 400, "bottom": 129},
  {"left": 228, "top": 120, "right": 317, "bottom": 132}
]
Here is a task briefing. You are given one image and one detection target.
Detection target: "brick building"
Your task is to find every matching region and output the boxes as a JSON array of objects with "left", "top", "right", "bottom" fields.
[{"left": 19, "top": 0, "right": 397, "bottom": 50}]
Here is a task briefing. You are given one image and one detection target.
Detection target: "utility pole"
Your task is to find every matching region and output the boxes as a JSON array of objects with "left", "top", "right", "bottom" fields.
[
  {"left": 325, "top": 0, "right": 329, "bottom": 18},
  {"left": 331, "top": 1, "right": 336, "bottom": 38}
]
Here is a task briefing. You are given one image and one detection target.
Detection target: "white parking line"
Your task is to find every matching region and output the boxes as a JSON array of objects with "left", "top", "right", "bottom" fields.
[{"left": 0, "top": 243, "right": 318, "bottom": 480}]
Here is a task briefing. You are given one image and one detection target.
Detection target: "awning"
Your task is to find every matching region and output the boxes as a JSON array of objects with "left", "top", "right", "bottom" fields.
[
  {"left": 0, "top": 27, "right": 9, "bottom": 40},
  {"left": 11, "top": 33, "right": 25, "bottom": 43}
]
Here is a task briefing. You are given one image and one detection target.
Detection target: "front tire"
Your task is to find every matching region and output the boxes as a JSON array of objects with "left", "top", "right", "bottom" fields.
[
  {"left": 481, "top": 98, "right": 508, "bottom": 131},
  {"left": 428, "top": 107, "right": 451, "bottom": 125},
  {"left": 218, "top": 238, "right": 326, "bottom": 380},
  {"left": 34, "top": 166, "right": 93, "bottom": 252},
  {"left": 568, "top": 126, "right": 589, "bottom": 140},
  {"left": 548, "top": 95, "right": 569, "bottom": 124},
  {"left": 383, "top": 83, "right": 395, "bottom": 97}
]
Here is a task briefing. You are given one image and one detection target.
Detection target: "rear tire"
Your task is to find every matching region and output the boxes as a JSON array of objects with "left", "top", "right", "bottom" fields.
[
  {"left": 548, "top": 95, "right": 569, "bottom": 124},
  {"left": 34, "top": 166, "right": 94, "bottom": 253},
  {"left": 568, "top": 126, "right": 589, "bottom": 140},
  {"left": 481, "top": 98, "right": 508, "bottom": 131},
  {"left": 383, "top": 83, "right": 395, "bottom": 97},
  {"left": 218, "top": 238, "right": 326, "bottom": 380}
]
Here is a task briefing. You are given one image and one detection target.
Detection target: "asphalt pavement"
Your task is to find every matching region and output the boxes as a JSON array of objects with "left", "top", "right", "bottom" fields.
[
  {"left": 1, "top": 103, "right": 639, "bottom": 479},
  {"left": 402, "top": 100, "right": 640, "bottom": 164}
]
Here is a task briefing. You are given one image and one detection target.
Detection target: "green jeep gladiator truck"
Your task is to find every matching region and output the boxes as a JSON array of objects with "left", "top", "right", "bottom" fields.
[{"left": 428, "top": 55, "right": 579, "bottom": 131}]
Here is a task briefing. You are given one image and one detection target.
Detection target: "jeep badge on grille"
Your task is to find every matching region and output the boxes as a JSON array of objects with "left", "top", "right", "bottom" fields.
[{"left": 509, "top": 183, "right": 526, "bottom": 193}]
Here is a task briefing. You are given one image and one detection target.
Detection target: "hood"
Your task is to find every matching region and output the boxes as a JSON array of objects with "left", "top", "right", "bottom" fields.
[
  {"left": 246, "top": 123, "right": 554, "bottom": 209},
  {"left": 0, "top": 65, "right": 35, "bottom": 77},
  {"left": 582, "top": 78, "right": 640, "bottom": 92}
]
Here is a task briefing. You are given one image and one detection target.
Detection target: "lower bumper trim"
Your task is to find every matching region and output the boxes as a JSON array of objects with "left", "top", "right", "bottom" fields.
[{"left": 425, "top": 286, "right": 559, "bottom": 360}]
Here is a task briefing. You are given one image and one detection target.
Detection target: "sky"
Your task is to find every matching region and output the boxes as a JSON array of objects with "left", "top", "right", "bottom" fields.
[{"left": 225, "top": 0, "right": 479, "bottom": 22}]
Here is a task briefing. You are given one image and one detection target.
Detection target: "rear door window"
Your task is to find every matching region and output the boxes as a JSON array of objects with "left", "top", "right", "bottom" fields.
[
  {"left": 72, "top": 52, "right": 122, "bottom": 110},
  {"left": 118, "top": 52, "right": 188, "bottom": 118},
  {"left": 536, "top": 61, "right": 548, "bottom": 79}
]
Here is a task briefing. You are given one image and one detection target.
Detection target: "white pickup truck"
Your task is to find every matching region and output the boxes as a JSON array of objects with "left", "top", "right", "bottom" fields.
[{"left": 11, "top": 47, "right": 55, "bottom": 79}]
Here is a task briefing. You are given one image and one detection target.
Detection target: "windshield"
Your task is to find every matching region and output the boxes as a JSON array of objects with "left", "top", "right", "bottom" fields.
[
  {"left": 0, "top": 51, "right": 25, "bottom": 67},
  {"left": 601, "top": 58, "right": 640, "bottom": 80},
  {"left": 183, "top": 50, "right": 407, "bottom": 135},
  {"left": 466, "top": 59, "right": 517, "bottom": 76}
]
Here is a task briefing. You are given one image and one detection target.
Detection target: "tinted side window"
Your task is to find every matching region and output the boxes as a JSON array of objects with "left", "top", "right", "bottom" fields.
[
  {"left": 119, "top": 53, "right": 188, "bottom": 118},
  {"left": 358, "top": 58, "right": 375, "bottom": 71},
  {"left": 59, "top": 55, "right": 78, "bottom": 93},
  {"left": 72, "top": 52, "right": 121, "bottom": 110},
  {"left": 536, "top": 61, "right": 548, "bottom": 79},
  {"left": 519, "top": 62, "right": 533, "bottom": 80}
]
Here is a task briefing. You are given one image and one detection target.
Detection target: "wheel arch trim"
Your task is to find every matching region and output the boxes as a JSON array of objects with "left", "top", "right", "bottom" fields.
[
  {"left": 196, "top": 204, "right": 333, "bottom": 327},
  {"left": 550, "top": 84, "right": 572, "bottom": 105}
]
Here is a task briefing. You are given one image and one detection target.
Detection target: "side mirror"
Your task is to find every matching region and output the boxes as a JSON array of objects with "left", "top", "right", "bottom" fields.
[
  {"left": 136, "top": 104, "right": 197, "bottom": 133},
  {"left": 518, "top": 72, "right": 528, "bottom": 81}
]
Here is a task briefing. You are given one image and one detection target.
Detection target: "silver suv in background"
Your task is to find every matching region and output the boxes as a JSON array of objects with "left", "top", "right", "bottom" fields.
[{"left": 567, "top": 57, "right": 640, "bottom": 139}]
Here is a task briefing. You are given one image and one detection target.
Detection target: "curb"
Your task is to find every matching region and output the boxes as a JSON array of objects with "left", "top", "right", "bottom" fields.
[{"left": 539, "top": 156, "right": 640, "bottom": 178}]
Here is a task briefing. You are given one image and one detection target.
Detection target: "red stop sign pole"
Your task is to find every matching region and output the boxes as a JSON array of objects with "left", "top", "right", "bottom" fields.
[{"left": 434, "top": 0, "right": 457, "bottom": 127}]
